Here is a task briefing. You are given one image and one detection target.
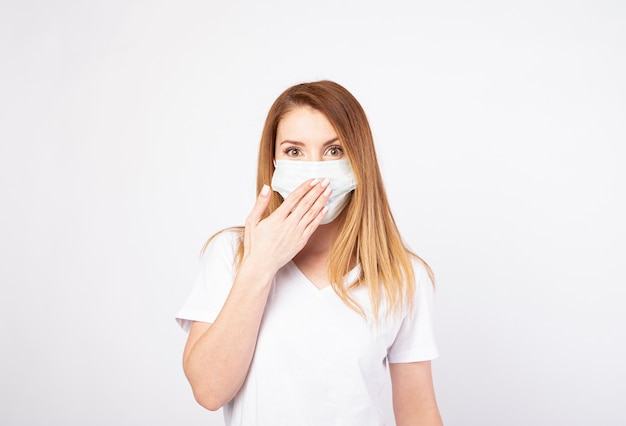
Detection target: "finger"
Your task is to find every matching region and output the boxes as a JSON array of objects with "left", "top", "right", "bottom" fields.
[
  {"left": 276, "top": 178, "right": 321, "bottom": 216},
  {"left": 303, "top": 205, "right": 329, "bottom": 237},
  {"left": 296, "top": 183, "right": 332, "bottom": 227},
  {"left": 289, "top": 178, "right": 331, "bottom": 221}
]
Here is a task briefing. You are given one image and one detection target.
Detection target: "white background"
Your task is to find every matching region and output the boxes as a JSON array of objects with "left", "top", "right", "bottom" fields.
[{"left": 1, "top": 1, "right": 625, "bottom": 425}]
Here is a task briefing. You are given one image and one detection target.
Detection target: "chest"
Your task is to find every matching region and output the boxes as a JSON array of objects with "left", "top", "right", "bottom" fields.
[{"left": 254, "top": 263, "right": 403, "bottom": 370}]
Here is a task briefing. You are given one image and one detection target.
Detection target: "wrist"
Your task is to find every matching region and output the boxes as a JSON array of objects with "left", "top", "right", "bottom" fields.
[{"left": 237, "top": 256, "right": 278, "bottom": 287}]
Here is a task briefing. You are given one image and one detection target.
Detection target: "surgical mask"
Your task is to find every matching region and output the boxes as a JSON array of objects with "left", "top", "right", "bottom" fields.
[{"left": 271, "top": 159, "right": 357, "bottom": 224}]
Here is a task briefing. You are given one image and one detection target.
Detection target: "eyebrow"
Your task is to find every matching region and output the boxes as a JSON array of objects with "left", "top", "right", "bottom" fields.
[{"left": 278, "top": 137, "right": 340, "bottom": 146}]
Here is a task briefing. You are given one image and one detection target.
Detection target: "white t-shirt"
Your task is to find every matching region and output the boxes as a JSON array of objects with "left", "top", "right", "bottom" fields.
[{"left": 176, "top": 230, "right": 439, "bottom": 426}]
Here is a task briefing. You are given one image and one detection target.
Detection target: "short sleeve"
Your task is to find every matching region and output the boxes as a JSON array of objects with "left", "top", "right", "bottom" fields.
[
  {"left": 387, "top": 261, "right": 439, "bottom": 363},
  {"left": 175, "top": 230, "right": 241, "bottom": 333}
]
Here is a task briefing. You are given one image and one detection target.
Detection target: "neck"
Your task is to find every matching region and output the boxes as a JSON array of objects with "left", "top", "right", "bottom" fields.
[{"left": 291, "top": 218, "right": 341, "bottom": 289}]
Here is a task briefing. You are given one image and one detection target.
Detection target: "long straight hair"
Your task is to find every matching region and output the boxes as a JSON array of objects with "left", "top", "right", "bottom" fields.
[{"left": 206, "top": 80, "right": 433, "bottom": 319}]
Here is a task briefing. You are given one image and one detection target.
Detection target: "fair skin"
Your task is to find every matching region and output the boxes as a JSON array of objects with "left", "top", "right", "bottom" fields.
[{"left": 182, "top": 106, "right": 442, "bottom": 424}]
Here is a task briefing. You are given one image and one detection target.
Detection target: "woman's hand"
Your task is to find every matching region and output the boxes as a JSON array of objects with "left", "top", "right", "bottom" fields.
[
  {"left": 243, "top": 178, "right": 331, "bottom": 273},
  {"left": 181, "top": 178, "right": 332, "bottom": 410}
]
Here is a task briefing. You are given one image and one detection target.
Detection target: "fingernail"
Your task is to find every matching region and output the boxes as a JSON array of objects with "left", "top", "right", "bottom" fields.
[
  {"left": 321, "top": 178, "right": 330, "bottom": 188},
  {"left": 261, "top": 185, "right": 270, "bottom": 196},
  {"left": 323, "top": 187, "right": 332, "bottom": 197},
  {"left": 309, "top": 178, "right": 320, "bottom": 186}
]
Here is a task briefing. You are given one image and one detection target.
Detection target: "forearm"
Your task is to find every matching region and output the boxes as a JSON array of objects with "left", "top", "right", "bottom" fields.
[
  {"left": 183, "top": 259, "right": 275, "bottom": 410},
  {"left": 394, "top": 405, "right": 443, "bottom": 426}
]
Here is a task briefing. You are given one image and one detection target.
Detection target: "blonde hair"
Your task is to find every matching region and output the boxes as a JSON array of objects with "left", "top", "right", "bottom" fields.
[{"left": 204, "top": 80, "right": 433, "bottom": 319}]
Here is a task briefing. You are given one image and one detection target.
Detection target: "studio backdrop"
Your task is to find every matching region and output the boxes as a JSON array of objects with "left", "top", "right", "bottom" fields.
[{"left": 1, "top": 1, "right": 625, "bottom": 425}]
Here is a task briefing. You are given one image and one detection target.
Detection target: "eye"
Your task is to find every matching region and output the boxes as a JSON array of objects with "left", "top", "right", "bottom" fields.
[
  {"left": 283, "top": 147, "right": 302, "bottom": 157},
  {"left": 325, "top": 145, "right": 344, "bottom": 157}
]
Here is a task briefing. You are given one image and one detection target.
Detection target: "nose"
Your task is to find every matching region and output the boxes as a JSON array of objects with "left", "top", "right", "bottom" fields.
[{"left": 309, "top": 152, "right": 323, "bottom": 161}]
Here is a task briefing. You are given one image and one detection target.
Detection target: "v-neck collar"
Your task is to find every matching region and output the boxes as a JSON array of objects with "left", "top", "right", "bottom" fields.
[{"left": 287, "top": 261, "right": 361, "bottom": 294}]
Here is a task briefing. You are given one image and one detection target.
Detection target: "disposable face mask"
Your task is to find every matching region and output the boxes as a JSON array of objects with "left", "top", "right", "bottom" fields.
[{"left": 271, "top": 159, "right": 357, "bottom": 224}]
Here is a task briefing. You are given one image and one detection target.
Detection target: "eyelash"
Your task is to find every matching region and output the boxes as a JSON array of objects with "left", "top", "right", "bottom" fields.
[
  {"left": 283, "top": 147, "right": 302, "bottom": 157},
  {"left": 326, "top": 145, "right": 344, "bottom": 156},
  {"left": 283, "top": 145, "right": 344, "bottom": 157}
]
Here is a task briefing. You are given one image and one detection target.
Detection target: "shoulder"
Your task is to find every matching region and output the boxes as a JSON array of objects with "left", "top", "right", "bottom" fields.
[
  {"left": 200, "top": 227, "right": 244, "bottom": 263},
  {"left": 404, "top": 254, "right": 436, "bottom": 315},
  {"left": 204, "top": 227, "right": 243, "bottom": 250},
  {"left": 408, "top": 254, "right": 435, "bottom": 289}
]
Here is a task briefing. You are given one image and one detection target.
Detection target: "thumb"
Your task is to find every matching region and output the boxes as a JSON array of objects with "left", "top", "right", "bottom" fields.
[
  {"left": 246, "top": 184, "right": 272, "bottom": 228},
  {"left": 244, "top": 185, "right": 271, "bottom": 252}
]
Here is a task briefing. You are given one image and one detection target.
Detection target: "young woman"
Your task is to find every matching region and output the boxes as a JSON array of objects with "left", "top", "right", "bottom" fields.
[{"left": 176, "top": 80, "right": 443, "bottom": 425}]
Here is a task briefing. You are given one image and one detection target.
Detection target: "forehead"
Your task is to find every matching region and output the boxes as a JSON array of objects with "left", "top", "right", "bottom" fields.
[{"left": 275, "top": 106, "right": 337, "bottom": 143}]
